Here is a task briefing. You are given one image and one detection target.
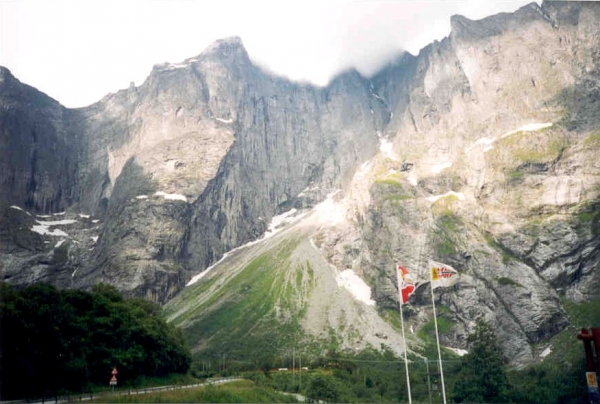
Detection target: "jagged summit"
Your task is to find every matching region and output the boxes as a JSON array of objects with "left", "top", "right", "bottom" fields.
[
  {"left": 152, "top": 35, "right": 250, "bottom": 73},
  {"left": 0, "top": 65, "right": 14, "bottom": 82},
  {"left": 449, "top": 2, "right": 550, "bottom": 40},
  {"left": 201, "top": 36, "right": 246, "bottom": 55}
]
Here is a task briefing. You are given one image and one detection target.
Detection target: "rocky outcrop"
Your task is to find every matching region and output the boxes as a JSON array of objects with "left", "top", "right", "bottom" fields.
[{"left": 349, "top": 1, "right": 600, "bottom": 363}]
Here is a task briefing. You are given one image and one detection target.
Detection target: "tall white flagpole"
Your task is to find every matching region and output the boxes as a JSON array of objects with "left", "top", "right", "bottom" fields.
[
  {"left": 397, "top": 267, "right": 413, "bottom": 404},
  {"left": 430, "top": 277, "right": 448, "bottom": 404}
]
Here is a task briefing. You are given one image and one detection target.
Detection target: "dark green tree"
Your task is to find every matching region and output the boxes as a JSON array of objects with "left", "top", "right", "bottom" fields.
[
  {"left": 307, "top": 374, "right": 341, "bottom": 403},
  {"left": 452, "top": 320, "right": 510, "bottom": 403},
  {"left": 0, "top": 282, "right": 191, "bottom": 400}
]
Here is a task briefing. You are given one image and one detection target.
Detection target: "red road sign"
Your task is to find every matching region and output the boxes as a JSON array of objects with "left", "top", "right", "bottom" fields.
[{"left": 112, "top": 367, "right": 118, "bottom": 375}]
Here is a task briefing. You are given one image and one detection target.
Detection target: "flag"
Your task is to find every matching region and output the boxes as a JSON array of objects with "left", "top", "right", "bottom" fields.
[
  {"left": 398, "top": 265, "right": 416, "bottom": 304},
  {"left": 429, "top": 260, "right": 458, "bottom": 289}
]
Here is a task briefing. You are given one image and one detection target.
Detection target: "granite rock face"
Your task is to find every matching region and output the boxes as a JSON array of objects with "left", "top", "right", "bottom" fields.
[{"left": 1, "top": 1, "right": 599, "bottom": 364}]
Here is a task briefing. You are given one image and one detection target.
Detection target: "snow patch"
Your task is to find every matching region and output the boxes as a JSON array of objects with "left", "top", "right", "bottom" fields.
[
  {"left": 136, "top": 195, "right": 149, "bottom": 199},
  {"left": 53, "top": 212, "right": 66, "bottom": 216},
  {"left": 92, "top": 219, "right": 100, "bottom": 224},
  {"left": 37, "top": 219, "right": 77, "bottom": 226},
  {"left": 31, "top": 218, "right": 76, "bottom": 237},
  {"left": 466, "top": 137, "right": 496, "bottom": 153},
  {"left": 215, "top": 117, "right": 233, "bottom": 124},
  {"left": 298, "top": 185, "right": 320, "bottom": 197},
  {"left": 78, "top": 214, "right": 90, "bottom": 219},
  {"left": 372, "top": 92, "right": 385, "bottom": 102},
  {"left": 501, "top": 122, "right": 553, "bottom": 139},
  {"left": 71, "top": 269, "right": 77, "bottom": 278},
  {"left": 426, "top": 191, "right": 465, "bottom": 203},
  {"left": 155, "top": 191, "right": 187, "bottom": 202},
  {"left": 378, "top": 134, "right": 396, "bottom": 161},
  {"left": 312, "top": 192, "right": 347, "bottom": 226},
  {"left": 408, "top": 175, "right": 418, "bottom": 186},
  {"left": 91, "top": 236, "right": 99, "bottom": 243},
  {"left": 540, "top": 346, "right": 552, "bottom": 358},
  {"left": 10, "top": 206, "right": 32, "bottom": 216},
  {"left": 37, "top": 215, "right": 52, "bottom": 218},
  {"left": 431, "top": 162, "right": 452, "bottom": 174},
  {"left": 31, "top": 225, "right": 68, "bottom": 237},
  {"left": 446, "top": 347, "right": 469, "bottom": 357},
  {"left": 465, "top": 123, "right": 554, "bottom": 155},
  {"left": 55, "top": 239, "right": 66, "bottom": 248},
  {"left": 335, "top": 269, "right": 376, "bottom": 306},
  {"left": 264, "top": 209, "right": 299, "bottom": 238}
]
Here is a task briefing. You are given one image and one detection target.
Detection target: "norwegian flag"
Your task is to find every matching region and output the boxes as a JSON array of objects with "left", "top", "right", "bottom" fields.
[{"left": 398, "top": 265, "right": 416, "bottom": 304}]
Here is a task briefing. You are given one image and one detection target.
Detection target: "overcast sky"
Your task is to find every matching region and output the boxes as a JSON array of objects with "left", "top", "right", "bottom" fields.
[{"left": 2, "top": 0, "right": 535, "bottom": 108}]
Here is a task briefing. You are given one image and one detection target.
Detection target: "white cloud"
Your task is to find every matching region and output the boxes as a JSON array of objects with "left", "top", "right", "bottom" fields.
[{"left": 1, "top": 0, "right": 535, "bottom": 107}]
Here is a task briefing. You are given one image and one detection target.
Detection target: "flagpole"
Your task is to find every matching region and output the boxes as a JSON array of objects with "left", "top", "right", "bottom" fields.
[
  {"left": 430, "top": 279, "right": 447, "bottom": 404},
  {"left": 397, "top": 267, "right": 413, "bottom": 404}
]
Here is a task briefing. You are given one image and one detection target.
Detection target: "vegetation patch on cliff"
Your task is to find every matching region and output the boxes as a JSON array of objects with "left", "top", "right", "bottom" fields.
[
  {"left": 486, "top": 127, "right": 568, "bottom": 178},
  {"left": 165, "top": 237, "right": 316, "bottom": 367}
]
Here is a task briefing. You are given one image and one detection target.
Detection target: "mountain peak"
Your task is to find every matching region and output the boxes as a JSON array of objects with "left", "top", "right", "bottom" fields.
[
  {"left": 450, "top": 2, "right": 551, "bottom": 41},
  {"left": 197, "top": 36, "right": 250, "bottom": 66},
  {"left": 153, "top": 36, "right": 250, "bottom": 73},
  {"left": 0, "top": 66, "right": 16, "bottom": 85}
]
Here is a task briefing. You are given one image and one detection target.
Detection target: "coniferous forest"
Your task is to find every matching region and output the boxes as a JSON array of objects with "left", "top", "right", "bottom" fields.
[{"left": 0, "top": 282, "right": 191, "bottom": 400}]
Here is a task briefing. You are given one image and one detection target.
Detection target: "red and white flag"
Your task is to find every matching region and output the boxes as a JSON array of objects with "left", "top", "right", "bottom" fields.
[
  {"left": 398, "top": 265, "right": 416, "bottom": 304},
  {"left": 429, "top": 260, "right": 459, "bottom": 289}
]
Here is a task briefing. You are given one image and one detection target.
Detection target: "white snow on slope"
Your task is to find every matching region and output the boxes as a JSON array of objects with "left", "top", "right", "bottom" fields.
[
  {"left": 312, "top": 191, "right": 347, "bottom": 226},
  {"left": 466, "top": 137, "right": 495, "bottom": 153},
  {"left": 91, "top": 236, "right": 99, "bottom": 243},
  {"left": 378, "top": 133, "right": 396, "bottom": 161},
  {"left": 298, "top": 185, "right": 320, "bottom": 197},
  {"left": 431, "top": 162, "right": 452, "bottom": 174},
  {"left": 426, "top": 191, "right": 465, "bottom": 203},
  {"left": 136, "top": 195, "right": 148, "bottom": 199},
  {"left": 55, "top": 239, "right": 66, "bottom": 248},
  {"left": 540, "top": 346, "right": 552, "bottom": 358},
  {"left": 78, "top": 214, "right": 90, "bottom": 219},
  {"left": 155, "top": 191, "right": 187, "bottom": 202},
  {"left": 467, "top": 122, "right": 554, "bottom": 154},
  {"left": 501, "top": 122, "right": 553, "bottom": 139},
  {"left": 167, "top": 62, "right": 188, "bottom": 69},
  {"left": 10, "top": 206, "right": 32, "bottom": 216},
  {"left": 446, "top": 347, "right": 469, "bottom": 357},
  {"left": 31, "top": 218, "right": 76, "bottom": 237},
  {"left": 264, "top": 209, "right": 298, "bottom": 237},
  {"left": 335, "top": 269, "right": 376, "bottom": 306},
  {"left": 32, "top": 225, "right": 69, "bottom": 237},
  {"left": 215, "top": 117, "right": 233, "bottom": 124},
  {"left": 37, "top": 219, "right": 77, "bottom": 225}
]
